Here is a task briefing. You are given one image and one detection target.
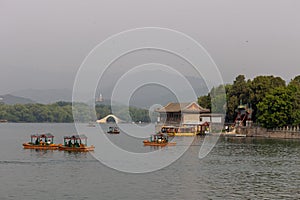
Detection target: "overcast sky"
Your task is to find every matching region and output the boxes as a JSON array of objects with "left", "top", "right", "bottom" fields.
[{"left": 1, "top": 0, "right": 300, "bottom": 94}]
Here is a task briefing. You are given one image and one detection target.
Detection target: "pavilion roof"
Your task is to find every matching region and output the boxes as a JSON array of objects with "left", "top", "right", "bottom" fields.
[{"left": 156, "top": 102, "right": 210, "bottom": 113}]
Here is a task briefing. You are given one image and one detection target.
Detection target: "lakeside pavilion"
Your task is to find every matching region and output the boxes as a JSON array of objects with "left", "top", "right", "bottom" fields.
[{"left": 156, "top": 102, "right": 224, "bottom": 133}]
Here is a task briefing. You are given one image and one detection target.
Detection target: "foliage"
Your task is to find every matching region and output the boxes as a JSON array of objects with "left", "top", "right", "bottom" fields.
[
  {"left": 288, "top": 75, "right": 300, "bottom": 125},
  {"left": 198, "top": 74, "right": 300, "bottom": 128},
  {"left": 198, "top": 94, "right": 211, "bottom": 111},
  {"left": 2, "top": 74, "right": 299, "bottom": 127},
  {"left": 0, "top": 102, "right": 74, "bottom": 123},
  {"left": 257, "top": 87, "right": 293, "bottom": 128},
  {"left": 198, "top": 85, "right": 226, "bottom": 114},
  {"left": 210, "top": 85, "right": 226, "bottom": 113},
  {"left": 129, "top": 107, "right": 150, "bottom": 122},
  {"left": 249, "top": 75, "right": 285, "bottom": 121},
  {"left": 0, "top": 102, "right": 150, "bottom": 123}
]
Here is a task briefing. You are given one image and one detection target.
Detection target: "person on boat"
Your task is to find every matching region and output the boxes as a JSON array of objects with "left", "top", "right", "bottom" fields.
[
  {"left": 225, "top": 126, "right": 229, "bottom": 132},
  {"left": 35, "top": 139, "right": 39, "bottom": 145},
  {"left": 68, "top": 140, "right": 72, "bottom": 147},
  {"left": 46, "top": 139, "right": 51, "bottom": 145},
  {"left": 75, "top": 141, "right": 80, "bottom": 147}
]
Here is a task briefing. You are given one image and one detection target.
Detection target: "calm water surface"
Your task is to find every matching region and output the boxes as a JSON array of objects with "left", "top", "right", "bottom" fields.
[{"left": 0, "top": 123, "right": 299, "bottom": 200}]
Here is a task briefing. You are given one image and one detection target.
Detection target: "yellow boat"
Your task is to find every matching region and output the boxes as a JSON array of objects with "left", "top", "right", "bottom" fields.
[
  {"left": 23, "top": 143, "right": 62, "bottom": 150},
  {"left": 161, "top": 126, "right": 197, "bottom": 136},
  {"left": 23, "top": 133, "right": 62, "bottom": 150},
  {"left": 23, "top": 133, "right": 61, "bottom": 150},
  {"left": 143, "top": 133, "right": 176, "bottom": 146},
  {"left": 58, "top": 134, "right": 95, "bottom": 152}
]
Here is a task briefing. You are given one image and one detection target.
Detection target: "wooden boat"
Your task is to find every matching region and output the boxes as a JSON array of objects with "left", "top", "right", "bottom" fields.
[
  {"left": 58, "top": 134, "right": 95, "bottom": 152},
  {"left": 107, "top": 126, "right": 120, "bottom": 134},
  {"left": 23, "top": 133, "right": 61, "bottom": 150},
  {"left": 143, "top": 133, "right": 176, "bottom": 146},
  {"left": 161, "top": 126, "right": 198, "bottom": 136}
]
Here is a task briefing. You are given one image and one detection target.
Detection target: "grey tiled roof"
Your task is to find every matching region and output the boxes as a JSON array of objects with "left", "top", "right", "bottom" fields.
[{"left": 156, "top": 102, "right": 210, "bottom": 113}]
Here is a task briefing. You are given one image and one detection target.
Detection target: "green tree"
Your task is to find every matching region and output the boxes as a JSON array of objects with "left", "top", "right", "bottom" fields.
[
  {"left": 230, "top": 75, "right": 251, "bottom": 103},
  {"left": 198, "top": 94, "right": 211, "bottom": 110},
  {"left": 210, "top": 85, "right": 226, "bottom": 113},
  {"left": 257, "top": 87, "right": 292, "bottom": 128},
  {"left": 250, "top": 75, "right": 285, "bottom": 121},
  {"left": 198, "top": 85, "right": 226, "bottom": 114},
  {"left": 288, "top": 75, "right": 300, "bottom": 125},
  {"left": 0, "top": 104, "right": 8, "bottom": 120},
  {"left": 13, "top": 104, "right": 35, "bottom": 122},
  {"left": 226, "top": 75, "right": 252, "bottom": 122},
  {"left": 95, "top": 104, "right": 111, "bottom": 119}
]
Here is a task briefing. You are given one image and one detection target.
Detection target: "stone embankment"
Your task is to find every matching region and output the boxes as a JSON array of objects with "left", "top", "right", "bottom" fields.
[{"left": 236, "top": 126, "right": 300, "bottom": 139}]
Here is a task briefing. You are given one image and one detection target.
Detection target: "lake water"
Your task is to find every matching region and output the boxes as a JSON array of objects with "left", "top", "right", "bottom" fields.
[{"left": 0, "top": 123, "right": 299, "bottom": 200}]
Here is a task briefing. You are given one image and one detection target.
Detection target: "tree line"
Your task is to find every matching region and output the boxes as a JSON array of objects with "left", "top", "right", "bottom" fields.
[
  {"left": 0, "top": 102, "right": 151, "bottom": 123},
  {"left": 198, "top": 75, "right": 300, "bottom": 128},
  {"left": 2, "top": 74, "right": 299, "bottom": 127}
]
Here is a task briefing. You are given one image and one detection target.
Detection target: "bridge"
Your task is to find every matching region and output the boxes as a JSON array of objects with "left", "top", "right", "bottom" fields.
[{"left": 96, "top": 114, "right": 124, "bottom": 124}]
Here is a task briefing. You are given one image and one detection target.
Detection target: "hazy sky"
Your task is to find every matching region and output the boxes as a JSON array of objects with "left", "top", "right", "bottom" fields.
[{"left": 1, "top": 0, "right": 300, "bottom": 94}]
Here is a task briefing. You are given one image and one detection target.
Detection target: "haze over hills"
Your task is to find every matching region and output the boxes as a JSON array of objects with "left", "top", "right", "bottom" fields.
[
  {"left": 3, "top": 76, "right": 208, "bottom": 107},
  {"left": 0, "top": 94, "right": 35, "bottom": 105},
  {"left": 97, "top": 75, "right": 209, "bottom": 108},
  {"left": 10, "top": 89, "right": 72, "bottom": 104}
]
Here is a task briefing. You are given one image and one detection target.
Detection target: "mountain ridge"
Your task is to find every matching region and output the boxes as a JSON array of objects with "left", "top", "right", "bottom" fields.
[{"left": 0, "top": 94, "right": 36, "bottom": 105}]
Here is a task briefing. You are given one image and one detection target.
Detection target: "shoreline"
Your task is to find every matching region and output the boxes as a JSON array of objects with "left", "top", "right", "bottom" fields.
[{"left": 234, "top": 126, "right": 300, "bottom": 139}]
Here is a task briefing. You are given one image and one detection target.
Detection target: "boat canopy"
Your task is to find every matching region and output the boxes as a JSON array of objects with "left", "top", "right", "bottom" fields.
[
  {"left": 63, "top": 134, "right": 87, "bottom": 140},
  {"left": 30, "top": 133, "right": 54, "bottom": 138},
  {"left": 108, "top": 126, "right": 119, "bottom": 131},
  {"left": 151, "top": 133, "right": 168, "bottom": 139},
  {"left": 63, "top": 134, "right": 88, "bottom": 146},
  {"left": 28, "top": 133, "right": 55, "bottom": 145},
  {"left": 149, "top": 133, "right": 169, "bottom": 143}
]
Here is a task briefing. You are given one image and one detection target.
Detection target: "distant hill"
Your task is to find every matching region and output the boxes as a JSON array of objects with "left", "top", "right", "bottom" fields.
[
  {"left": 0, "top": 94, "right": 35, "bottom": 105},
  {"left": 7, "top": 75, "right": 208, "bottom": 107},
  {"left": 10, "top": 89, "right": 72, "bottom": 104}
]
